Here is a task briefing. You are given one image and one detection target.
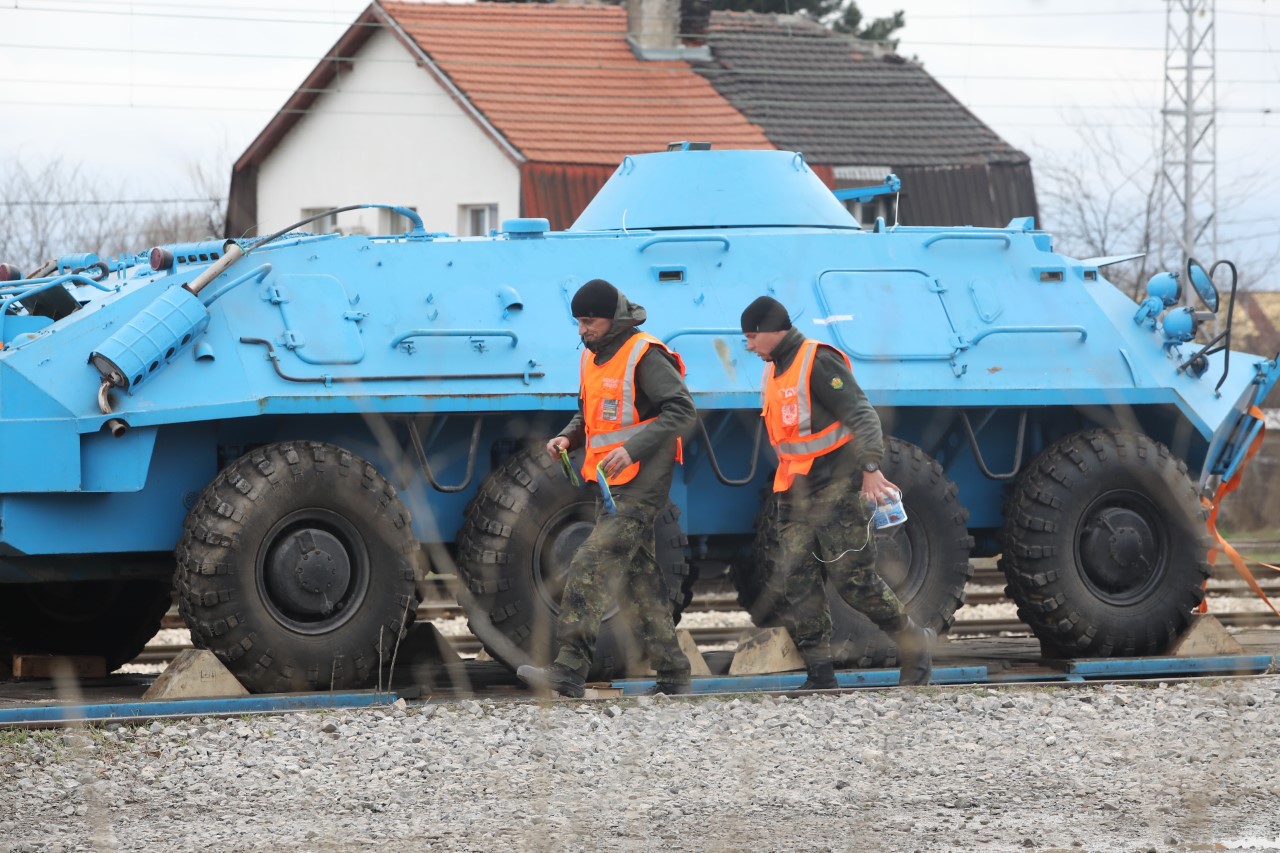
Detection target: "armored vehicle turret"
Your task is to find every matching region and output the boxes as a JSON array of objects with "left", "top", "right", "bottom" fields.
[{"left": 1, "top": 148, "right": 1275, "bottom": 691}]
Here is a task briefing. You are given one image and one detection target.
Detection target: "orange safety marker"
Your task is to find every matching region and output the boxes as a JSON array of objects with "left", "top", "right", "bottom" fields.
[{"left": 1200, "top": 404, "right": 1280, "bottom": 616}]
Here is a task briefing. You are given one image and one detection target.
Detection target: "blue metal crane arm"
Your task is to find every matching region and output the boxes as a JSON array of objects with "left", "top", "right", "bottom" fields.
[{"left": 831, "top": 174, "right": 901, "bottom": 203}]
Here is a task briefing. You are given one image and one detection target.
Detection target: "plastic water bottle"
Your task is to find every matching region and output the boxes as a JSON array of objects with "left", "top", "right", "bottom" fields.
[{"left": 872, "top": 489, "right": 907, "bottom": 529}]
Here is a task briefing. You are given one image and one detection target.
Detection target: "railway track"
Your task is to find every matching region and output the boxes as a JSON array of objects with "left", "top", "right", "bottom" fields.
[
  {"left": 137, "top": 610, "right": 1280, "bottom": 668},
  {"left": 11, "top": 547, "right": 1279, "bottom": 725},
  {"left": 140, "top": 543, "right": 1280, "bottom": 668},
  {"left": 157, "top": 579, "right": 1280, "bottom": 628}
]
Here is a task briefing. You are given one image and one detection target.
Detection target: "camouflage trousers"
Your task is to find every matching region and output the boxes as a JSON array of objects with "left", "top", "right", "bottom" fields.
[
  {"left": 553, "top": 501, "right": 691, "bottom": 684},
  {"left": 774, "top": 480, "right": 905, "bottom": 666}
]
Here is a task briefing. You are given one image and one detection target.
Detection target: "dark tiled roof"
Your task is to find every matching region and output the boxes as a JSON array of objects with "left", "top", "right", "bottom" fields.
[{"left": 695, "top": 12, "right": 1030, "bottom": 168}]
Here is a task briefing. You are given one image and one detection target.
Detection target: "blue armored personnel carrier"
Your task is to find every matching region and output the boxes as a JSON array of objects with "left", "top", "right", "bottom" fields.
[{"left": 0, "top": 147, "right": 1274, "bottom": 692}]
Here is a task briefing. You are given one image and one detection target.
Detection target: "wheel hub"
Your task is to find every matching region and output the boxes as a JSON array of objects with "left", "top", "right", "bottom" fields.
[
  {"left": 264, "top": 528, "right": 352, "bottom": 617},
  {"left": 1108, "top": 526, "right": 1144, "bottom": 568},
  {"left": 875, "top": 526, "right": 913, "bottom": 591},
  {"left": 872, "top": 504, "right": 926, "bottom": 604},
  {"left": 536, "top": 514, "right": 595, "bottom": 605},
  {"left": 1078, "top": 504, "right": 1161, "bottom": 598}
]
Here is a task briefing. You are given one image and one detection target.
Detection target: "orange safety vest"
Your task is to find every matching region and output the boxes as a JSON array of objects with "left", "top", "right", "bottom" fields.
[
  {"left": 581, "top": 332, "right": 685, "bottom": 486},
  {"left": 762, "top": 338, "right": 855, "bottom": 492}
]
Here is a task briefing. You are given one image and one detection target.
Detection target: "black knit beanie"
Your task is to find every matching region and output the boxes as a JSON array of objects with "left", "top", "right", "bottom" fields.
[
  {"left": 571, "top": 279, "right": 619, "bottom": 319},
  {"left": 740, "top": 296, "right": 792, "bottom": 333}
]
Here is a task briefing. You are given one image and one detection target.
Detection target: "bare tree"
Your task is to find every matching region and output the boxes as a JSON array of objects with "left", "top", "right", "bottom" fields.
[
  {"left": 1035, "top": 124, "right": 1167, "bottom": 302},
  {"left": 136, "top": 156, "right": 228, "bottom": 247},
  {"left": 1037, "top": 121, "right": 1280, "bottom": 300},
  {"left": 0, "top": 153, "right": 228, "bottom": 271},
  {"left": 0, "top": 159, "right": 141, "bottom": 269}
]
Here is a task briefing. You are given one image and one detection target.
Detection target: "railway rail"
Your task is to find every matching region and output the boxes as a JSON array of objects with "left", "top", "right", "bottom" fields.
[
  {"left": 6, "top": 559, "right": 1280, "bottom": 727},
  {"left": 134, "top": 545, "right": 1280, "bottom": 669},
  {"left": 138, "top": 610, "right": 1279, "bottom": 669},
  {"left": 7, "top": 630, "right": 1280, "bottom": 728}
]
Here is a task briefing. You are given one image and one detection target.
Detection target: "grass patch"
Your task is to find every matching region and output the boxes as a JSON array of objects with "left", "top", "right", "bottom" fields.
[{"left": 0, "top": 728, "right": 62, "bottom": 749}]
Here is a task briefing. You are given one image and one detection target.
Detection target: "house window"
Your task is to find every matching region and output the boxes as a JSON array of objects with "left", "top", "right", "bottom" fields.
[
  {"left": 460, "top": 204, "right": 498, "bottom": 237},
  {"left": 301, "top": 207, "right": 340, "bottom": 234},
  {"left": 843, "top": 197, "right": 889, "bottom": 227},
  {"left": 380, "top": 206, "right": 418, "bottom": 235}
]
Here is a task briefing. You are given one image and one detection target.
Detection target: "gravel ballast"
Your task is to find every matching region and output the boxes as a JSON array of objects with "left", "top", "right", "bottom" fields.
[{"left": 2, "top": 679, "right": 1280, "bottom": 852}]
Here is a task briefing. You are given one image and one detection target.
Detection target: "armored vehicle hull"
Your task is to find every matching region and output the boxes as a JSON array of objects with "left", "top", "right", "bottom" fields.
[{"left": 0, "top": 149, "right": 1274, "bottom": 690}]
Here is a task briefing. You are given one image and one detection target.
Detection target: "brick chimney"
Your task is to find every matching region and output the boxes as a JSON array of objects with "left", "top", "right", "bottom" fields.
[
  {"left": 626, "top": 0, "right": 710, "bottom": 59},
  {"left": 681, "top": 0, "right": 711, "bottom": 45}
]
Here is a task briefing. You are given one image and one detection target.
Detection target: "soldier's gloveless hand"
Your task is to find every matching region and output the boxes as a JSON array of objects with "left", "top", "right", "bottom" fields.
[
  {"left": 600, "top": 446, "right": 633, "bottom": 479},
  {"left": 860, "top": 469, "right": 899, "bottom": 504}
]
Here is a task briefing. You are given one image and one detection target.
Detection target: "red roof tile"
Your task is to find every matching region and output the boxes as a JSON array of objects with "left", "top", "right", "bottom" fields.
[{"left": 379, "top": 2, "right": 774, "bottom": 165}]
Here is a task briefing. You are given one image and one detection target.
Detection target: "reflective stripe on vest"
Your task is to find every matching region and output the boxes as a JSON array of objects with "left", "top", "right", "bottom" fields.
[
  {"left": 762, "top": 339, "right": 854, "bottom": 492},
  {"left": 581, "top": 332, "right": 685, "bottom": 485}
]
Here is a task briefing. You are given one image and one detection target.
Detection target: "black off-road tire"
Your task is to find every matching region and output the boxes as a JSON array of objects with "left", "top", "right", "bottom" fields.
[
  {"left": 455, "top": 446, "right": 693, "bottom": 680},
  {"left": 732, "top": 438, "right": 973, "bottom": 667},
  {"left": 0, "top": 579, "right": 171, "bottom": 671},
  {"left": 999, "top": 429, "right": 1211, "bottom": 657},
  {"left": 175, "top": 442, "right": 422, "bottom": 693}
]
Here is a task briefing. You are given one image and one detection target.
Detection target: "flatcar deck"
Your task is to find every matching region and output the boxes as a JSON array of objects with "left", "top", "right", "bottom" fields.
[{"left": 2, "top": 630, "right": 1276, "bottom": 727}]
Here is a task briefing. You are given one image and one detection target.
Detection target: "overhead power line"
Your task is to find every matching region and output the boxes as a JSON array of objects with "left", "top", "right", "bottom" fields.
[
  {"left": 6, "top": 0, "right": 358, "bottom": 12},
  {"left": 3, "top": 29, "right": 1280, "bottom": 60},
  {"left": 15, "top": 0, "right": 1280, "bottom": 24},
  {"left": 0, "top": 99, "right": 475, "bottom": 118},
  {"left": 6, "top": 2, "right": 368, "bottom": 27},
  {"left": 908, "top": 8, "right": 1280, "bottom": 20},
  {"left": 4, "top": 72, "right": 1277, "bottom": 93},
  {"left": 0, "top": 98, "right": 1274, "bottom": 131},
  {"left": 1, "top": 198, "right": 226, "bottom": 207},
  {"left": 6, "top": 75, "right": 1269, "bottom": 111}
]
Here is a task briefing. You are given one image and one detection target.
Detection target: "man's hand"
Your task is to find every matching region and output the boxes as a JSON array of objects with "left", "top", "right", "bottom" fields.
[
  {"left": 546, "top": 436, "right": 570, "bottom": 458},
  {"left": 860, "top": 469, "right": 900, "bottom": 504},
  {"left": 599, "top": 446, "right": 633, "bottom": 479}
]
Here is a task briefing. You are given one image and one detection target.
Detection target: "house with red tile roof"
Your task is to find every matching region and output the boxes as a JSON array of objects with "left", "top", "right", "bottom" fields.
[{"left": 227, "top": 0, "right": 1036, "bottom": 239}]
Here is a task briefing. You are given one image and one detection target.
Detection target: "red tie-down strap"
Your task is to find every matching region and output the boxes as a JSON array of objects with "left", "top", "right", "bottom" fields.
[{"left": 1200, "top": 405, "right": 1280, "bottom": 616}]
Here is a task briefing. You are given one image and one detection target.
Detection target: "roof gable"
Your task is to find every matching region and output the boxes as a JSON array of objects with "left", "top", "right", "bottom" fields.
[{"left": 380, "top": 1, "right": 774, "bottom": 165}]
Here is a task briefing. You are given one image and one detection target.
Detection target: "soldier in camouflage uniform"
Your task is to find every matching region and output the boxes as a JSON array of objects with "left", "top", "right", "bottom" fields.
[
  {"left": 742, "top": 296, "right": 934, "bottom": 689},
  {"left": 517, "top": 280, "right": 695, "bottom": 698}
]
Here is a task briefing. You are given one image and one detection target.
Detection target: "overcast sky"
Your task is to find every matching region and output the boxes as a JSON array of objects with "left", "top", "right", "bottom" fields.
[{"left": 2, "top": 0, "right": 1277, "bottom": 279}]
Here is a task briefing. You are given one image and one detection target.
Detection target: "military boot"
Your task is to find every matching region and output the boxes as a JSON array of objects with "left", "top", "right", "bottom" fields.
[
  {"left": 797, "top": 661, "right": 838, "bottom": 691},
  {"left": 516, "top": 663, "right": 586, "bottom": 698},
  {"left": 893, "top": 615, "right": 936, "bottom": 687}
]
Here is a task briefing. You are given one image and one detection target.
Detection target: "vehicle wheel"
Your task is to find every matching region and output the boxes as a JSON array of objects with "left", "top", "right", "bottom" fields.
[
  {"left": 999, "top": 429, "right": 1210, "bottom": 657},
  {"left": 455, "top": 446, "right": 693, "bottom": 680},
  {"left": 733, "top": 438, "right": 973, "bottom": 667},
  {"left": 0, "top": 580, "right": 171, "bottom": 671},
  {"left": 175, "top": 441, "right": 421, "bottom": 693}
]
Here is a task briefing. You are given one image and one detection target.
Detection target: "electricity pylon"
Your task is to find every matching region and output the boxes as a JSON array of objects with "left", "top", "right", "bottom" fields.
[{"left": 1158, "top": 0, "right": 1217, "bottom": 287}]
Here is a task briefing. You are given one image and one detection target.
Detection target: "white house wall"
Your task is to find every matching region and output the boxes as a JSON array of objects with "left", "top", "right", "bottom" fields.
[{"left": 254, "top": 28, "right": 521, "bottom": 238}]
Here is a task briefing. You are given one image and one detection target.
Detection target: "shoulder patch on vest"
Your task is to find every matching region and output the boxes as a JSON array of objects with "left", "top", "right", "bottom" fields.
[{"left": 830, "top": 376, "right": 844, "bottom": 390}]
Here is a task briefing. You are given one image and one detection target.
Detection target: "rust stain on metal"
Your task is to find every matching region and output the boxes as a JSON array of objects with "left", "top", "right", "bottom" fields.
[
  {"left": 713, "top": 337, "right": 736, "bottom": 382},
  {"left": 988, "top": 366, "right": 1003, "bottom": 374}
]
